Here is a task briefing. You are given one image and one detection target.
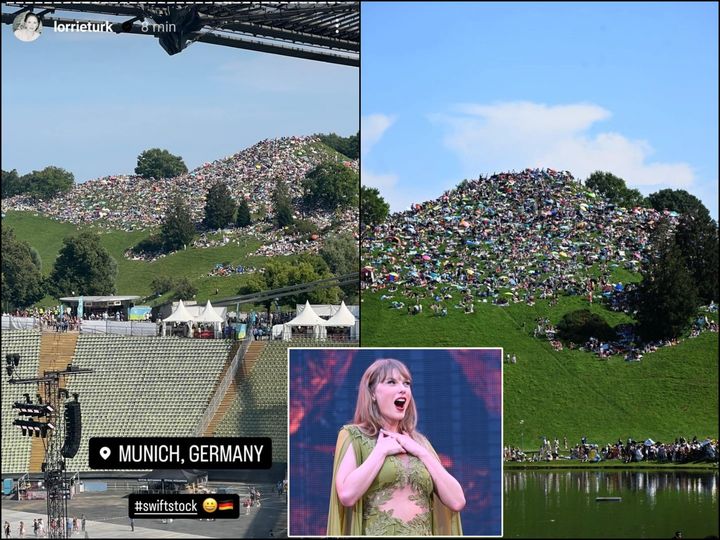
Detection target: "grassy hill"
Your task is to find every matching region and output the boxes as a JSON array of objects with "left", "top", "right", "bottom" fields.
[
  {"left": 361, "top": 292, "right": 719, "bottom": 447},
  {"left": 3, "top": 211, "right": 284, "bottom": 308}
]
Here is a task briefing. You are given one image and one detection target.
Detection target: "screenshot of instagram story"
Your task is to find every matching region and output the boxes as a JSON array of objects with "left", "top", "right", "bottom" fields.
[{"left": 1, "top": 3, "right": 359, "bottom": 538}]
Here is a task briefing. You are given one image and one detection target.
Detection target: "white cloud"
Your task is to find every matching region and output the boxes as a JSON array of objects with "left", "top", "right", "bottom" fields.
[
  {"left": 434, "top": 101, "right": 695, "bottom": 191},
  {"left": 362, "top": 113, "right": 410, "bottom": 209},
  {"left": 361, "top": 114, "right": 396, "bottom": 156}
]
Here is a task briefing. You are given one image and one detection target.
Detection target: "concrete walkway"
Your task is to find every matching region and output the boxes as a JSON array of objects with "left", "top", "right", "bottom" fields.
[
  {"left": 1, "top": 508, "right": 211, "bottom": 538},
  {"left": 1, "top": 482, "right": 287, "bottom": 538}
]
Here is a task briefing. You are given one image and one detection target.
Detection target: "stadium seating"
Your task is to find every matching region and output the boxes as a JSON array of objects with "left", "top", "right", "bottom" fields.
[
  {"left": 2, "top": 332, "right": 357, "bottom": 473},
  {"left": 1, "top": 331, "right": 42, "bottom": 474},
  {"left": 64, "top": 335, "right": 233, "bottom": 471}
]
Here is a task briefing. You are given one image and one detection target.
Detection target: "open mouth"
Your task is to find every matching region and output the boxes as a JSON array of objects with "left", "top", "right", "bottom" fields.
[{"left": 394, "top": 398, "right": 407, "bottom": 411}]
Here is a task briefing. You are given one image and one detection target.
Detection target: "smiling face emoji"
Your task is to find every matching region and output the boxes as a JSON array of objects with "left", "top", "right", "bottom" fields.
[{"left": 202, "top": 498, "right": 217, "bottom": 513}]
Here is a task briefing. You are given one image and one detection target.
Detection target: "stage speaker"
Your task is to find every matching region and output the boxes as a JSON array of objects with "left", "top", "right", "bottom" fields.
[{"left": 61, "top": 401, "right": 81, "bottom": 459}]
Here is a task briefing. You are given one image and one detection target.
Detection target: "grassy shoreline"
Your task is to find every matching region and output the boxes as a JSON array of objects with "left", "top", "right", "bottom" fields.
[{"left": 503, "top": 460, "right": 718, "bottom": 471}]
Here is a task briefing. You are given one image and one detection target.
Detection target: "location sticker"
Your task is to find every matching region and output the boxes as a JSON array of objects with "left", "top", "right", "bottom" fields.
[{"left": 100, "top": 447, "right": 111, "bottom": 460}]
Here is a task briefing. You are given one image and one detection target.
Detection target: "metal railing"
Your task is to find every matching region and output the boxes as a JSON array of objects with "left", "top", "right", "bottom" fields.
[
  {"left": 1, "top": 316, "right": 157, "bottom": 336},
  {"left": 193, "top": 330, "right": 254, "bottom": 436}
]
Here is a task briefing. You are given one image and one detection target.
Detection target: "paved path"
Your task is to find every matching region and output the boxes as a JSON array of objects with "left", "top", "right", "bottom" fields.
[
  {"left": 1, "top": 482, "right": 287, "bottom": 538},
  {"left": 1, "top": 508, "right": 209, "bottom": 538}
]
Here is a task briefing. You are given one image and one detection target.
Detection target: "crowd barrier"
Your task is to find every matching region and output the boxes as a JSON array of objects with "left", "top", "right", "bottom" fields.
[{"left": 2, "top": 316, "right": 158, "bottom": 336}]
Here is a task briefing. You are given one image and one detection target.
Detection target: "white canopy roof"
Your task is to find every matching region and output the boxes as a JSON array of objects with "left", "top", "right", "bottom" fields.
[
  {"left": 163, "top": 299, "right": 195, "bottom": 322},
  {"left": 325, "top": 301, "right": 357, "bottom": 327},
  {"left": 285, "top": 300, "right": 327, "bottom": 327},
  {"left": 196, "top": 300, "right": 224, "bottom": 323}
]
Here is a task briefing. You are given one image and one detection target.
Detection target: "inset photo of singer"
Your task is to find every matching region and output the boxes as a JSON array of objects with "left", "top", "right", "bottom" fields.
[{"left": 289, "top": 348, "right": 502, "bottom": 537}]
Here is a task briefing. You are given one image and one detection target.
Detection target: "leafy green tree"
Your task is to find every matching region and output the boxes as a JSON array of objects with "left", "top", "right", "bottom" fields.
[
  {"left": 132, "top": 234, "right": 164, "bottom": 257},
  {"left": 585, "top": 171, "right": 646, "bottom": 208},
  {"left": 149, "top": 275, "right": 176, "bottom": 296},
  {"left": 303, "top": 162, "right": 359, "bottom": 211},
  {"left": 293, "top": 219, "right": 319, "bottom": 236},
  {"left": 161, "top": 196, "right": 195, "bottom": 251},
  {"left": 203, "top": 182, "right": 235, "bottom": 230},
  {"left": 236, "top": 199, "right": 252, "bottom": 228},
  {"left": 2, "top": 167, "right": 74, "bottom": 200},
  {"left": 556, "top": 309, "right": 615, "bottom": 343},
  {"left": 238, "top": 255, "right": 341, "bottom": 306},
  {"left": 361, "top": 186, "right": 390, "bottom": 227},
  {"left": 635, "top": 220, "right": 699, "bottom": 341},
  {"left": 1, "top": 228, "right": 46, "bottom": 309},
  {"left": 272, "top": 180, "right": 294, "bottom": 228},
  {"left": 317, "top": 132, "right": 359, "bottom": 159},
  {"left": 647, "top": 189, "right": 711, "bottom": 221},
  {"left": 171, "top": 277, "right": 197, "bottom": 301},
  {"left": 135, "top": 148, "right": 188, "bottom": 179},
  {"left": 320, "top": 232, "right": 359, "bottom": 300},
  {"left": 23, "top": 166, "right": 74, "bottom": 201},
  {"left": 321, "top": 232, "right": 358, "bottom": 277},
  {"left": 1, "top": 169, "right": 22, "bottom": 198},
  {"left": 674, "top": 211, "right": 719, "bottom": 304},
  {"left": 49, "top": 232, "right": 117, "bottom": 297}
]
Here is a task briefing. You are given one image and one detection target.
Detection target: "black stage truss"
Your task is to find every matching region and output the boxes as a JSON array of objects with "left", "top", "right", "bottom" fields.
[{"left": 2, "top": 2, "right": 359, "bottom": 65}]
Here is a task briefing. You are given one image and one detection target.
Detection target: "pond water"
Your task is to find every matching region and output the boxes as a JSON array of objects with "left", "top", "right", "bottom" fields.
[{"left": 503, "top": 470, "right": 718, "bottom": 538}]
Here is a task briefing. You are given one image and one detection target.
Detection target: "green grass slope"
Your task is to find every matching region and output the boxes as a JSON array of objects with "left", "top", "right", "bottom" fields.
[
  {"left": 3, "top": 211, "right": 271, "bottom": 306},
  {"left": 361, "top": 292, "right": 719, "bottom": 447}
]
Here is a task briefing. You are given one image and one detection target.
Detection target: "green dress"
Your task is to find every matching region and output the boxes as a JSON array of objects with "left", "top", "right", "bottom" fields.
[{"left": 327, "top": 424, "right": 463, "bottom": 536}]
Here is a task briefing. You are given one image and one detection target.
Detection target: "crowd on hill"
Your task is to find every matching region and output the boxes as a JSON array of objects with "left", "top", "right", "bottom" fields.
[
  {"left": 362, "top": 168, "right": 718, "bottom": 359},
  {"left": 363, "top": 168, "right": 677, "bottom": 309},
  {"left": 504, "top": 435, "right": 718, "bottom": 464},
  {"left": 2, "top": 136, "right": 359, "bottom": 260},
  {"left": 207, "top": 262, "right": 258, "bottom": 278},
  {"left": 531, "top": 306, "right": 719, "bottom": 360}
]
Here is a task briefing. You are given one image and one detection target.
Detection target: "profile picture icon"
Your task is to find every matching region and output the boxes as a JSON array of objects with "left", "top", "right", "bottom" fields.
[{"left": 13, "top": 12, "right": 43, "bottom": 42}]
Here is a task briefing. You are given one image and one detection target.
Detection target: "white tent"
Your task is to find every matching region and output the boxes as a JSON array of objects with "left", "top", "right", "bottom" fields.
[
  {"left": 325, "top": 301, "right": 356, "bottom": 326},
  {"left": 196, "top": 300, "right": 224, "bottom": 337},
  {"left": 197, "top": 300, "right": 224, "bottom": 323},
  {"left": 282, "top": 301, "right": 327, "bottom": 340},
  {"left": 325, "top": 301, "right": 358, "bottom": 340},
  {"left": 161, "top": 299, "right": 194, "bottom": 337},
  {"left": 272, "top": 324, "right": 284, "bottom": 340}
]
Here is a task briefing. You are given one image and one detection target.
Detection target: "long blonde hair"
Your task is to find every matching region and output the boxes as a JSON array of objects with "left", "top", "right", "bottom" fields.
[{"left": 353, "top": 358, "right": 419, "bottom": 438}]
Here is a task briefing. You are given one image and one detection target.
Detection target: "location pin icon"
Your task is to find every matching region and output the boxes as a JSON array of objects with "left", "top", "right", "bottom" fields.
[{"left": 100, "top": 447, "right": 111, "bottom": 460}]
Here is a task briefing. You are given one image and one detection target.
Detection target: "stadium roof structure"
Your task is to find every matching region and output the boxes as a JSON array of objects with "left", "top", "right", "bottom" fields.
[{"left": 1, "top": 2, "right": 359, "bottom": 66}]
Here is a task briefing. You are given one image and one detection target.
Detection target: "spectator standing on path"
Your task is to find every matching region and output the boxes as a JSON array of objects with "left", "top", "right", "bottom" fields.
[
  {"left": 3, "top": 521, "right": 9, "bottom": 539},
  {"left": 32, "top": 520, "right": 38, "bottom": 538},
  {"left": 81, "top": 515, "right": 86, "bottom": 532},
  {"left": 18, "top": 522, "right": 24, "bottom": 538},
  {"left": 130, "top": 518, "right": 134, "bottom": 532}
]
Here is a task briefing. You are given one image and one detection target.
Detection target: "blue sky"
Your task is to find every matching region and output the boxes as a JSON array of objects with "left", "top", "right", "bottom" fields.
[
  {"left": 362, "top": 2, "right": 719, "bottom": 218},
  {"left": 1, "top": 10, "right": 358, "bottom": 183}
]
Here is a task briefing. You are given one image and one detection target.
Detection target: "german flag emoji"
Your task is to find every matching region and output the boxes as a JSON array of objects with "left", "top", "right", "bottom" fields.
[{"left": 218, "top": 500, "right": 234, "bottom": 511}]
